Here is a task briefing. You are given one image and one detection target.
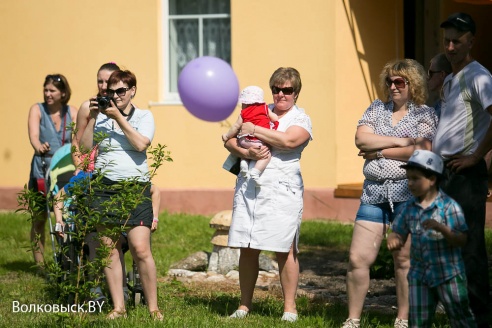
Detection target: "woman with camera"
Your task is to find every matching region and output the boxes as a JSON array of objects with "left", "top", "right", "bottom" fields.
[
  {"left": 27, "top": 73, "right": 78, "bottom": 268},
  {"left": 73, "top": 62, "right": 124, "bottom": 302},
  {"left": 80, "top": 69, "right": 162, "bottom": 320}
]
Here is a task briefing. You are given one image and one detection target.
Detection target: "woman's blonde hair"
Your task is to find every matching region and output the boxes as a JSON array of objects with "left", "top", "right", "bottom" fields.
[{"left": 379, "top": 59, "right": 428, "bottom": 105}]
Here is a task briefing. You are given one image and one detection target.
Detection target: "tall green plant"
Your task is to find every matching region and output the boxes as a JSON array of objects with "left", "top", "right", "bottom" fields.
[{"left": 17, "top": 137, "right": 172, "bottom": 312}]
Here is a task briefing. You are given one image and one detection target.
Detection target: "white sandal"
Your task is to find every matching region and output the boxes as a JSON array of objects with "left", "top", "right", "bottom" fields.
[
  {"left": 229, "top": 309, "right": 248, "bottom": 318},
  {"left": 281, "top": 312, "right": 298, "bottom": 322}
]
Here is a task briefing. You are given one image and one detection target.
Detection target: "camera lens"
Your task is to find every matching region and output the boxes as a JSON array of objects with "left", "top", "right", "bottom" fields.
[{"left": 97, "top": 97, "right": 110, "bottom": 110}]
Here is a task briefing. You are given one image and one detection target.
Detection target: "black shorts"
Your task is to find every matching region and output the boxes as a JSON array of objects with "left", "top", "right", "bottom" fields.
[{"left": 90, "top": 177, "right": 153, "bottom": 228}]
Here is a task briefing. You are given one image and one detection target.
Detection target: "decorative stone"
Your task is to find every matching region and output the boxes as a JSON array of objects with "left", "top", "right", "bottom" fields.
[
  {"left": 207, "top": 210, "right": 279, "bottom": 275},
  {"left": 225, "top": 270, "right": 239, "bottom": 280},
  {"left": 207, "top": 251, "right": 219, "bottom": 272},
  {"left": 210, "top": 230, "right": 229, "bottom": 246},
  {"left": 169, "top": 251, "right": 209, "bottom": 271},
  {"left": 262, "top": 271, "right": 278, "bottom": 278},
  {"left": 259, "top": 253, "right": 278, "bottom": 271},
  {"left": 209, "top": 210, "right": 233, "bottom": 230},
  {"left": 189, "top": 272, "right": 208, "bottom": 282},
  {"left": 205, "top": 275, "right": 227, "bottom": 283},
  {"left": 167, "top": 269, "right": 196, "bottom": 277},
  {"left": 207, "top": 245, "right": 240, "bottom": 274}
]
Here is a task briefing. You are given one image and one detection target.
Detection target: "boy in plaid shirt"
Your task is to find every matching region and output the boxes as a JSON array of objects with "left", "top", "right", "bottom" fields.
[{"left": 387, "top": 150, "right": 476, "bottom": 327}]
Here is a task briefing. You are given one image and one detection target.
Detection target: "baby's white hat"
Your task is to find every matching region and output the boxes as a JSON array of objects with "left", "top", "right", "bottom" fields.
[{"left": 239, "top": 86, "right": 264, "bottom": 104}]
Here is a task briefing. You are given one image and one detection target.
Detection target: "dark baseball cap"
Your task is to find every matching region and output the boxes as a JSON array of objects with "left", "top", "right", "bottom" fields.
[{"left": 440, "top": 12, "right": 476, "bottom": 35}]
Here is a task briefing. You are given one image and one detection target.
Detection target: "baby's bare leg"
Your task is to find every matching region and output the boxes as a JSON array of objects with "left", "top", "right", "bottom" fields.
[
  {"left": 237, "top": 138, "right": 265, "bottom": 175},
  {"left": 253, "top": 152, "right": 271, "bottom": 173},
  {"left": 238, "top": 138, "right": 271, "bottom": 184}
]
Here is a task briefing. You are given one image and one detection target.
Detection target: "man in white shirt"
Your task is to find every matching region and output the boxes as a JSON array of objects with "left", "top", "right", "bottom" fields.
[{"left": 433, "top": 12, "right": 492, "bottom": 327}]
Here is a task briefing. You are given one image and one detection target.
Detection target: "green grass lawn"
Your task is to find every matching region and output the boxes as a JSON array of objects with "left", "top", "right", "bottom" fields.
[{"left": 1, "top": 212, "right": 490, "bottom": 327}]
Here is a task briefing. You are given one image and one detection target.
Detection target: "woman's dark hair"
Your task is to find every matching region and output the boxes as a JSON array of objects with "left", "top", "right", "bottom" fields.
[
  {"left": 44, "top": 74, "right": 71, "bottom": 105},
  {"left": 96, "top": 63, "right": 121, "bottom": 97},
  {"left": 98, "top": 62, "right": 120, "bottom": 73}
]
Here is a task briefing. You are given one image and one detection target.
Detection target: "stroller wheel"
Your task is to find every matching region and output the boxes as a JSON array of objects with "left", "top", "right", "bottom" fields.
[{"left": 127, "top": 265, "right": 146, "bottom": 306}]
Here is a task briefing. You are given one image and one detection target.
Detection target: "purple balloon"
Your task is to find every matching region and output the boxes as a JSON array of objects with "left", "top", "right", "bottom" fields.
[{"left": 178, "top": 56, "right": 239, "bottom": 122}]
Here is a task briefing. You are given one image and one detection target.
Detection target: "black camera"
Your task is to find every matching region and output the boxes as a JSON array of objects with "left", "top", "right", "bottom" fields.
[{"left": 96, "top": 96, "right": 112, "bottom": 110}]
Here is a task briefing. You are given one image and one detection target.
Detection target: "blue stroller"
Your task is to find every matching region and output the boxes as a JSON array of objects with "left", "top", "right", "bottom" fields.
[{"left": 44, "top": 144, "right": 77, "bottom": 272}]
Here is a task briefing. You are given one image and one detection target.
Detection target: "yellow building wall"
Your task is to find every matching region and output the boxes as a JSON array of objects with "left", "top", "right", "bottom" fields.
[
  {"left": 0, "top": 0, "right": 162, "bottom": 186},
  {"left": 0, "top": 0, "right": 402, "bottom": 195},
  {"left": 335, "top": 0, "right": 404, "bottom": 185}
]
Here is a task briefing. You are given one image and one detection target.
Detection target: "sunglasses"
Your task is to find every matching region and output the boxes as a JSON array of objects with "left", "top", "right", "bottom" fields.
[
  {"left": 271, "top": 86, "right": 294, "bottom": 95},
  {"left": 45, "top": 74, "right": 63, "bottom": 83},
  {"left": 427, "top": 70, "right": 443, "bottom": 78},
  {"left": 107, "top": 87, "right": 130, "bottom": 98},
  {"left": 385, "top": 78, "right": 408, "bottom": 89}
]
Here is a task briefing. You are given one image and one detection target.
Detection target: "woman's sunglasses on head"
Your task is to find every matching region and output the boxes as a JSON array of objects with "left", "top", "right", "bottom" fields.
[{"left": 45, "top": 74, "right": 63, "bottom": 83}]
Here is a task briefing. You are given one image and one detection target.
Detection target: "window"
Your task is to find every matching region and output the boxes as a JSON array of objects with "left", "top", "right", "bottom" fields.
[{"left": 162, "top": 0, "right": 231, "bottom": 103}]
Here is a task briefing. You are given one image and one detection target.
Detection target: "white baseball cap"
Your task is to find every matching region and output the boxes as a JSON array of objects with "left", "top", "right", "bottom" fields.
[
  {"left": 238, "top": 86, "right": 264, "bottom": 104},
  {"left": 400, "top": 150, "right": 443, "bottom": 175}
]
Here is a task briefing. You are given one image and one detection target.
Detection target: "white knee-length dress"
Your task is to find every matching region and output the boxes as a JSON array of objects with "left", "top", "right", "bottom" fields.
[{"left": 228, "top": 105, "right": 313, "bottom": 253}]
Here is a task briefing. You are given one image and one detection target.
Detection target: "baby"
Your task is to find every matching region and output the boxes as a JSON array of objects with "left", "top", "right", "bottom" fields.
[{"left": 222, "top": 86, "right": 278, "bottom": 183}]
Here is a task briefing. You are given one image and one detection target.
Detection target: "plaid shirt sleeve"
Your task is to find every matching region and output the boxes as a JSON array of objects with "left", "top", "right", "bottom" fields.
[
  {"left": 391, "top": 200, "right": 411, "bottom": 237},
  {"left": 444, "top": 198, "right": 468, "bottom": 233}
]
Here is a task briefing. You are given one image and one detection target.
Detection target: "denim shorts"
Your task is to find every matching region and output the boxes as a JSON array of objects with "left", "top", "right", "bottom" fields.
[{"left": 355, "top": 202, "right": 405, "bottom": 225}]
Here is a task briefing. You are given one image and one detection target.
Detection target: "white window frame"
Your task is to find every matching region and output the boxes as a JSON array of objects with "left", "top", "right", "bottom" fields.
[{"left": 157, "top": 0, "right": 230, "bottom": 105}]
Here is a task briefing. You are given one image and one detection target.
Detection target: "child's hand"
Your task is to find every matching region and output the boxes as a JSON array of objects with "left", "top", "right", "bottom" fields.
[
  {"left": 55, "top": 221, "right": 65, "bottom": 237},
  {"left": 387, "top": 233, "right": 404, "bottom": 251},
  {"left": 422, "top": 219, "right": 441, "bottom": 232}
]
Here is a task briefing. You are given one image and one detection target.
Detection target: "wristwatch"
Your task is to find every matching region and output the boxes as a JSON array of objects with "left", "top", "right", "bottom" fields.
[{"left": 376, "top": 150, "right": 384, "bottom": 159}]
